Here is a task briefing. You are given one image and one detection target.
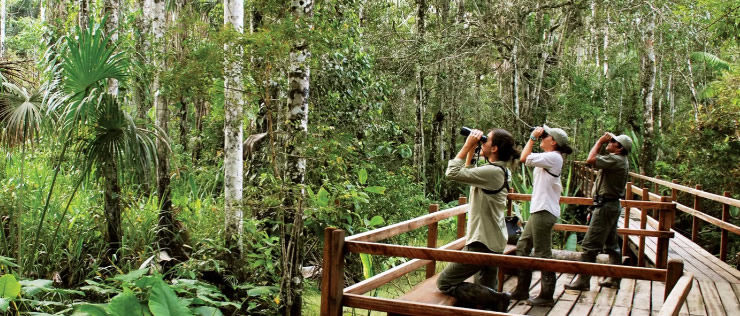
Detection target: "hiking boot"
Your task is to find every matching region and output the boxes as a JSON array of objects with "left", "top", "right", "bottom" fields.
[
  {"left": 452, "top": 282, "right": 511, "bottom": 312},
  {"left": 599, "top": 250, "right": 622, "bottom": 289},
  {"left": 564, "top": 251, "right": 596, "bottom": 291},
  {"left": 526, "top": 272, "right": 556, "bottom": 307},
  {"left": 510, "top": 269, "right": 532, "bottom": 300}
]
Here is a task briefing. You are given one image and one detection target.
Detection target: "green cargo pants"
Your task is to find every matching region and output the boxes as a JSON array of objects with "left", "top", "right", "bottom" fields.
[
  {"left": 516, "top": 211, "right": 557, "bottom": 259},
  {"left": 437, "top": 242, "right": 500, "bottom": 293},
  {"left": 581, "top": 201, "right": 621, "bottom": 254}
]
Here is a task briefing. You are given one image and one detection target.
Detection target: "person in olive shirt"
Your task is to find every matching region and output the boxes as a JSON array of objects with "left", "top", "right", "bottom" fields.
[
  {"left": 565, "top": 132, "right": 632, "bottom": 291},
  {"left": 436, "top": 128, "right": 519, "bottom": 312}
]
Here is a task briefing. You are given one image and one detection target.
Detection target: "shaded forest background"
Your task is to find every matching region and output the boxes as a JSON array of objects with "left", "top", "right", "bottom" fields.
[{"left": 0, "top": 0, "right": 738, "bottom": 315}]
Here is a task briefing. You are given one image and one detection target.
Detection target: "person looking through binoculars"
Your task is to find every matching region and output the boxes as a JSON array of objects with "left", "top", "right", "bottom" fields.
[
  {"left": 565, "top": 132, "right": 632, "bottom": 291},
  {"left": 436, "top": 128, "right": 519, "bottom": 312},
  {"left": 511, "top": 125, "right": 573, "bottom": 307}
]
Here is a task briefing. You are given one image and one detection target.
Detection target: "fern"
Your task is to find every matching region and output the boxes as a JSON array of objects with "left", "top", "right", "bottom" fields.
[{"left": 690, "top": 52, "right": 730, "bottom": 72}]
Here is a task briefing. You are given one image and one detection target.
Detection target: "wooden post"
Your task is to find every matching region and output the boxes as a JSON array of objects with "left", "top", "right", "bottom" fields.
[
  {"left": 328, "top": 229, "right": 346, "bottom": 316},
  {"left": 692, "top": 185, "right": 702, "bottom": 242},
  {"left": 652, "top": 176, "right": 660, "bottom": 219},
  {"left": 320, "top": 227, "right": 337, "bottom": 316},
  {"left": 720, "top": 191, "right": 731, "bottom": 262},
  {"left": 426, "top": 204, "right": 439, "bottom": 279},
  {"left": 589, "top": 166, "right": 596, "bottom": 197},
  {"left": 664, "top": 259, "right": 684, "bottom": 300},
  {"left": 656, "top": 196, "right": 674, "bottom": 269},
  {"left": 622, "top": 182, "right": 633, "bottom": 261},
  {"left": 638, "top": 187, "right": 649, "bottom": 267},
  {"left": 640, "top": 172, "right": 645, "bottom": 188},
  {"left": 457, "top": 196, "right": 467, "bottom": 239}
]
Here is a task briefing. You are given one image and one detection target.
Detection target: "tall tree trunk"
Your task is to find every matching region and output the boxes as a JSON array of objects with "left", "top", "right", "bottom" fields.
[
  {"left": 512, "top": 43, "right": 520, "bottom": 131},
  {"left": 105, "top": 0, "right": 120, "bottom": 95},
  {"left": 223, "top": 0, "right": 244, "bottom": 259},
  {"left": 154, "top": 0, "right": 179, "bottom": 263},
  {"left": 78, "top": 0, "right": 88, "bottom": 28},
  {"left": 603, "top": 11, "right": 609, "bottom": 77},
  {"left": 102, "top": 160, "right": 122, "bottom": 262},
  {"left": 280, "top": 1, "right": 312, "bottom": 315},
  {"left": 640, "top": 12, "right": 656, "bottom": 174},
  {"left": 1, "top": 0, "right": 6, "bottom": 57},
  {"left": 413, "top": 0, "right": 426, "bottom": 182},
  {"left": 686, "top": 57, "right": 700, "bottom": 121},
  {"left": 667, "top": 73, "right": 674, "bottom": 124}
]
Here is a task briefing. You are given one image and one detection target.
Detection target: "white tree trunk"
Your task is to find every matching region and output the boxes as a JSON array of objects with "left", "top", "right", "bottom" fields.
[
  {"left": 512, "top": 43, "right": 519, "bottom": 117},
  {"left": 686, "top": 57, "right": 700, "bottom": 121},
  {"left": 105, "top": 0, "right": 120, "bottom": 95},
  {"left": 281, "top": 2, "right": 312, "bottom": 314},
  {"left": 667, "top": 73, "right": 674, "bottom": 123},
  {"left": 603, "top": 11, "right": 609, "bottom": 77},
  {"left": 591, "top": 0, "right": 599, "bottom": 66},
  {"left": 78, "top": 0, "right": 88, "bottom": 28},
  {"left": 640, "top": 13, "right": 656, "bottom": 174},
  {"left": 40, "top": 1, "right": 45, "bottom": 22},
  {"left": 223, "top": 0, "right": 244, "bottom": 257},
  {"left": 0, "top": 0, "right": 5, "bottom": 57}
]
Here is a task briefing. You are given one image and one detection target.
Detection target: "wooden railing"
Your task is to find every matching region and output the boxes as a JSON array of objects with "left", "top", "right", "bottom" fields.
[
  {"left": 320, "top": 195, "right": 691, "bottom": 316},
  {"left": 573, "top": 161, "right": 740, "bottom": 262}
]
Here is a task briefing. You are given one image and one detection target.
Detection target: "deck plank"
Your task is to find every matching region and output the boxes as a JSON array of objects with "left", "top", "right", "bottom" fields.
[
  {"left": 547, "top": 299, "right": 577, "bottom": 316},
  {"left": 608, "top": 306, "right": 629, "bottom": 316},
  {"left": 698, "top": 280, "right": 727, "bottom": 316},
  {"left": 633, "top": 280, "right": 652, "bottom": 311},
  {"left": 651, "top": 280, "right": 665, "bottom": 312},
  {"left": 567, "top": 303, "right": 593, "bottom": 315},
  {"left": 713, "top": 281, "right": 740, "bottom": 315},
  {"left": 589, "top": 286, "right": 616, "bottom": 315},
  {"left": 613, "top": 278, "right": 635, "bottom": 308},
  {"left": 685, "top": 280, "right": 707, "bottom": 316}
]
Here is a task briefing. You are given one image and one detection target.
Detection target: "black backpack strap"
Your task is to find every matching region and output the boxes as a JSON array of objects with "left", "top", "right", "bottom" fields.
[
  {"left": 481, "top": 164, "right": 509, "bottom": 195},
  {"left": 544, "top": 168, "right": 560, "bottom": 178}
]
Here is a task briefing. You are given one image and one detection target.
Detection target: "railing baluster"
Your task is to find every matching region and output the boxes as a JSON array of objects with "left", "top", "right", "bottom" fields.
[
  {"left": 623, "top": 181, "right": 633, "bottom": 263},
  {"left": 426, "top": 204, "right": 439, "bottom": 279},
  {"left": 457, "top": 196, "right": 467, "bottom": 239},
  {"left": 692, "top": 185, "right": 702, "bottom": 242},
  {"left": 638, "top": 187, "right": 649, "bottom": 267},
  {"left": 656, "top": 196, "right": 674, "bottom": 269},
  {"left": 720, "top": 191, "right": 731, "bottom": 262}
]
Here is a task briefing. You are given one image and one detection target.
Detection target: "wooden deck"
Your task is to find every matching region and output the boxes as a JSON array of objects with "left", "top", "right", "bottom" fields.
[
  {"left": 374, "top": 207, "right": 740, "bottom": 315},
  {"left": 618, "top": 207, "right": 740, "bottom": 315}
]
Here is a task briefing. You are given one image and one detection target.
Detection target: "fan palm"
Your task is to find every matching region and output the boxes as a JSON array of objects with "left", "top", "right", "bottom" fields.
[
  {"left": 32, "top": 20, "right": 158, "bottom": 266},
  {"left": 0, "top": 82, "right": 44, "bottom": 275}
]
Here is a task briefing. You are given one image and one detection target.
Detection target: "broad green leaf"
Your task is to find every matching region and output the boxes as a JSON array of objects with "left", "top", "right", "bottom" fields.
[
  {"left": 113, "top": 268, "right": 148, "bottom": 283},
  {"left": 148, "top": 280, "right": 192, "bottom": 316},
  {"left": 316, "top": 187, "right": 330, "bottom": 207},
  {"left": 73, "top": 304, "right": 110, "bottom": 316},
  {"left": 108, "top": 288, "right": 146, "bottom": 316},
  {"left": 565, "top": 233, "right": 578, "bottom": 251},
  {"left": 367, "top": 215, "right": 384, "bottom": 227},
  {"left": 247, "top": 286, "right": 274, "bottom": 297},
  {"left": 730, "top": 206, "right": 739, "bottom": 217},
  {"left": 20, "top": 279, "right": 53, "bottom": 297},
  {"left": 359, "top": 254, "right": 374, "bottom": 280},
  {"left": 0, "top": 274, "right": 21, "bottom": 299},
  {"left": 364, "top": 186, "right": 386, "bottom": 195},
  {"left": 0, "top": 298, "right": 8, "bottom": 312},
  {"left": 358, "top": 168, "right": 368, "bottom": 185},
  {"left": 193, "top": 306, "right": 223, "bottom": 316}
]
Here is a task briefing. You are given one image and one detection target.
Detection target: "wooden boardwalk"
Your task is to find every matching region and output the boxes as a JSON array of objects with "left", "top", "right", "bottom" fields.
[{"left": 384, "top": 207, "right": 740, "bottom": 315}]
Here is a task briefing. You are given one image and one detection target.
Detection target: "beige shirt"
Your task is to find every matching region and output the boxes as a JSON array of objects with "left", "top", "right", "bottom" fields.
[{"left": 446, "top": 158, "right": 508, "bottom": 253}]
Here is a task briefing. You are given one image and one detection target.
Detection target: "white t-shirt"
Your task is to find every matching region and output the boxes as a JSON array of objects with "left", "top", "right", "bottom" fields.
[{"left": 525, "top": 151, "right": 563, "bottom": 217}]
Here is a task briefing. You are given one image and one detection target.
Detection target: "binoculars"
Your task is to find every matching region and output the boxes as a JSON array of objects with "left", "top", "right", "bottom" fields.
[{"left": 459, "top": 127, "right": 488, "bottom": 143}]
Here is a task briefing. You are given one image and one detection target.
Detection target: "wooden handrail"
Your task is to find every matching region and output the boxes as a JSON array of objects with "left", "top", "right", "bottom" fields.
[
  {"left": 508, "top": 193, "right": 676, "bottom": 209},
  {"left": 553, "top": 223, "right": 674, "bottom": 238},
  {"left": 346, "top": 204, "right": 467, "bottom": 242},
  {"left": 343, "top": 294, "right": 511, "bottom": 316},
  {"left": 629, "top": 172, "right": 740, "bottom": 208},
  {"left": 344, "top": 237, "right": 466, "bottom": 295},
  {"left": 658, "top": 273, "right": 694, "bottom": 316},
  {"left": 344, "top": 241, "right": 667, "bottom": 281}
]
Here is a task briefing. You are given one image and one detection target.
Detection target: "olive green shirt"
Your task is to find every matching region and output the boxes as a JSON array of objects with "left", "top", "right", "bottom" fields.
[
  {"left": 446, "top": 158, "right": 508, "bottom": 253},
  {"left": 592, "top": 154, "right": 630, "bottom": 199}
]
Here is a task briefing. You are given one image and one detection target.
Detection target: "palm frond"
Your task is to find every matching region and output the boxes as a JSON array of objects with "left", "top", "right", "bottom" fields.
[
  {"left": 62, "top": 21, "right": 128, "bottom": 106},
  {"left": 0, "top": 60, "right": 32, "bottom": 86},
  {"left": 690, "top": 52, "right": 731, "bottom": 72},
  {"left": 77, "top": 94, "right": 158, "bottom": 184},
  {"left": 0, "top": 82, "right": 44, "bottom": 147}
]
